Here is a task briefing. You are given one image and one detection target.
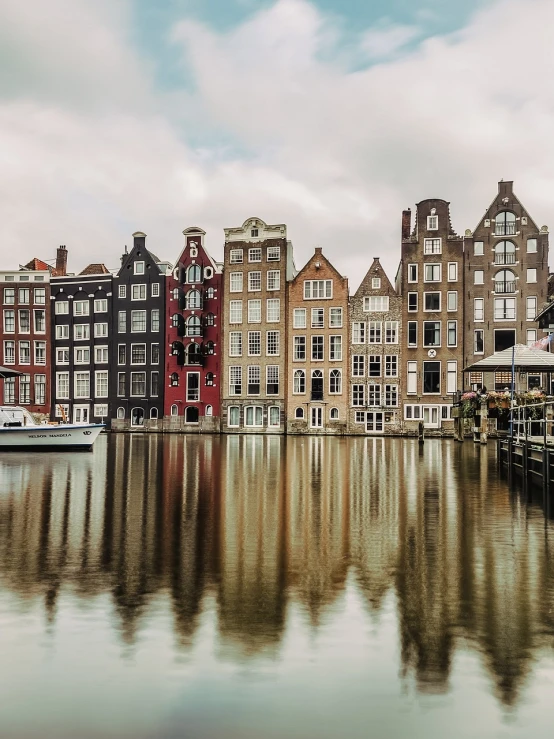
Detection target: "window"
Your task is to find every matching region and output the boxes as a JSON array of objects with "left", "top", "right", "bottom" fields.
[
  {"left": 187, "top": 264, "right": 201, "bottom": 283},
  {"left": 423, "top": 321, "right": 441, "bottom": 347},
  {"left": 116, "top": 345, "right": 126, "bottom": 366},
  {"left": 407, "top": 362, "right": 417, "bottom": 394},
  {"left": 151, "top": 309, "right": 160, "bottom": 332},
  {"left": 267, "top": 271, "right": 280, "bottom": 290},
  {"left": 407, "top": 321, "right": 417, "bottom": 347},
  {"left": 368, "top": 321, "right": 382, "bottom": 344},
  {"left": 384, "top": 384, "right": 398, "bottom": 407},
  {"left": 3, "top": 288, "right": 15, "bottom": 305},
  {"left": 329, "top": 308, "right": 343, "bottom": 327},
  {"left": 329, "top": 335, "right": 342, "bottom": 361},
  {"left": 248, "top": 299, "right": 261, "bottom": 323},
  {"left": 364, "top": 296, "right": 389, "bottom": 312},
  {"left": 311, "top": 308, "right": 324, "bottom": 328},
  {"left": 19, "top": 310, "right": 30, "bottom": 332},
  {"left": 151, "top": 344, "right": 159, "bottom": 364},
  {"left": 268, "top": 246, "right": 281, "bottom": 261},
  {"left": 73, "top": 300, "right": 89, "bottom": 316},
  {"left": 447, "top": 320, "right": 457, "bottom": 347},
  {"left": 187, "top": 290, "right": 202, "bottom": 309},
  {"left": 34, "top": 375, "right": 46, "bottom": 405},
  {"left": 293, "top": 308, "right": 306, "bottom": 329},
  {"left": 266, "top": 366, "right": 279, "bottom": 395},
  {"left": 267, "top": 298, "right": 280, "bottom": 322},
  {"left": 34, "top": 288, "right": 46, "bottom": 305},
  {"left": 354, "top": 411, "right": 365, "bottom": 424},
  {"left": 229, "top": 300, "right": 242, "bottom": 323},
  {"left": 230, "top": 249, "right": 243, "bottom": 264},
  {"left": 312, "top": 335, "right": 324, "bottom": 360},
  {"left": 329, "top": 369, "right": 342, "bottom": 394},
  {"left": 447, "top": 291, "right": 457, "bottom": 311},
  {"left": 19, "top": 374, "right": 31, "bottom": 404},
  {"left": 118, "top": 311, "right": 127, "bottom": 333},
  {"left": 117, "top": 373, "right": 126, "bottom": 396},
  {"left": 55, "top": 324, "right": 69, "bottom": 340},
  {"left": 3, "top": 377, "right": 15, "bottom": 403},
  {"left": 134, "top": 261, "right": 145, "bottom": 275},
  {"left": 3, "top": 340, "right": 15, "bottom": 364},
  {"left": 206, "top": 287, "right": 215, "bottom": 300},
  {"left": 95, "top": 346, "right": 109, "bottom": 363},
  {"left": 248, "top": 247, "right": 262, "bottom": 263},
  {"left": 74, "top": 347, "right": 90, "bottom": 364},
  {"left": 229, "top": 332, "right": 243, "bottom": 357},
  {"left": 424, "top": 238, "right": 441, "bottom": 255},
  {"left": 427, "top": 213, "right": 438, "bottom": 230},
  {"left": 385, "top": 355, "right": 398, "bottom": 378},
  {"left": 131, "top": 408, "right": 145, "bottom": 427},
  {"left": 368, "top": 384, "right": 381, "bottom": 406},
  {"left": 230, "top": 272, "right": 243, "bottom": 292},
  {"left": 229, "top": 366, "right": 242, "bottom": 395},
  {"left": 352, "top": 355, "right": 365, "bottom": 376},
  {"left": 34, "top": 309, "right": 46, "bottom": 332},
  {"left": 527, "top": 238, "right": 537, "bottom": 253},
  {"left": 266, "top": 331, "right": 279, "bottom": 355},
  {"left": 74, "top": 324, "right": 90, "bottom": 340},
  {"left": 371, "top": 277, "right": 381, "bottom": 289},
  {"left": 3, "top": 309, "right": 15, "bottom": 333},
  {"left": 131, "top": 310, "right": 146, "bottom": 332},
  {"left": 526, "top": 297, "right": 537, "bottom": 321},
  {"left": 474, "top": 241, "right": 484, "bottom": 256},
  {"left": 227, "top": 406, "right": 240, "bottom": 427},
  {"left": 495, "top": 241, "right": 516, "bottom": 265},
  {"left": 118, "top": 285, "right": 126, "bottom": 298},
  {"left": 369, "top": 355, "right": 381, "bottom": 377},
  {"left": 408, "top": 293, "right": 418, "bottom": 312},
  {"left": 75, "top": 372, "right": 90, "bottom": 399},
  {"left": 248, "top": 331, "right": 261, "bottom": 356},
  {"left": 294, "top": 369, "right": 306, "bottom": 394},
  {"left": 424, "top": 264, "right": 441, "bottom": 282},
  {"left": 93, "top": 404, "right": 108, "bottom": 417},
  {"left": 94, "top": 323, "right": 108, "bottom": 338},
  {"left": 494, "top": 298, "right": 516, "bottom": 320},
  {"left": 447, "top": 361, "right": 457, "bottom": 394},
  {"left": 247, "top": 365, "right": 261, "bottom": 395},
  {"left": 19, "top": 288, "right": 30, "bottom": 304},
  {"left": 295, "top": 407, "right": 304, "bottom": 419},
  {"left": 186, "top": 373, "right": 200, "bottom": 401},
  {"left": 495, "top": 211, "right": 516, "bottom": 236},
  {"left": 205, "top": 313, "right": 215, "bottom": 328},
  {"left": 131, "top": 284, "right": 146, "bottom": 301},
  {"left": 293, "top": 335, "right": 306, "bottom": 361},
  {"left": 248, "top": 271, "right": 262, "bottom": 291},
  {"left": 268, "top": 406, "right": 280, "bottom": 426},
  {"left": 474, "top": 298, "right": 484, "bottom": 322},
  {"left": 408, "top": 264, "right": 418, "bottom": 283},
  {"left": 170, "top": 372, "right": 179, "bottom": 387},
  {"left": 95, "top": 371, "right": 109, "bottom": 398},
  {"left": 131, "top": 344, "right": 146, "bottom": 364},
  {"left": 151, "top": 283, "right": 160, "bottom": 297},
  {"left": 352, "top": 322, "right": 366, "bottom": 344},
  {"left": 205, "top": 373, "right": 214, "bottom": 386},
  {"left": 527, "top": 268, "right": 537, "bottom": 283},
  {"left": 474, "top": 330, "right": 484, "bottom": 354},
  {"left": 131, "top": 372, "right": 146, "bottom": 396},
  {"left": 19, "top": 341, "right": 30, "bottom": 364},
  {"left": 474, "top": 270, "right": 484, "bottom": 285},
  {"left": 329, "top": 407, "right": 339, "bottom": 420},
  {"left": 304, "top": 280, "right": 332, "bottom": 299},
  {"left": 115, "top": 406, "right": 125, "bottom": 420},
  {"left": 352, "top": 384, "right": 365, "bottom": 406},
  {"left": 527, "top": 329, "right": 537, "bottom": 346},
  {"left": 423, "top": 361, "right": 440, "bottom": 393},
  {"left": 245, "top": 406, "right": 263, "bottom": 427},
  {"left": 385, "top": 321, "right": 398, "bottom": 344},
  {"left": 94, "top": 298, "right": 108, "bottom": 312},
  {"left": 56, "top": 372, "right": 70, "bottom": 399}
]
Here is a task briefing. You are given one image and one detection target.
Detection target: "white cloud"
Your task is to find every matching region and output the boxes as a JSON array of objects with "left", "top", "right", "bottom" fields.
[
  {"left": 1, "top": 0, "right": 554, "bottom": 288},
  {"left": 360, "top": 22, "right": 420, "bottom": 61}
]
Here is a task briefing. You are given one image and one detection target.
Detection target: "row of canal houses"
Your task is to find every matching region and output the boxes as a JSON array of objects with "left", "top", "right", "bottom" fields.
[{"left": 0, "top": 180, "right": 551, "bottom": 435}]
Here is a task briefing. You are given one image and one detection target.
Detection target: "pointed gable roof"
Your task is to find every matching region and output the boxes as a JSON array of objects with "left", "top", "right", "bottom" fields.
[
  {"left": 79, "top": 263, "right": 110, "bottom": 276},
  {"left": 23, "top": 258, "right": 50, "bottom": 272},
  {"left": 292, "top": 247, "right": 347, "bottom": 287},
  {"left": 354, "top": 257, "right": 396, "bottom": 298},
  {"left": 473, "top": 180, "right": 540, "bottom": 233}
]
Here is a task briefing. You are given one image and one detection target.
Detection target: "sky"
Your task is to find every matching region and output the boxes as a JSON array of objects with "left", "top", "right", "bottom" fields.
[{"left": 1, "top": 0, "right": 553, "bottom": 289}]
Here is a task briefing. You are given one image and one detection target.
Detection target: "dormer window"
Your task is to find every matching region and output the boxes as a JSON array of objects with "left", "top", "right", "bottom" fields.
[
  {"left": 134, "top": 261, "right": 145, "bottom": 275},
  {"left": 372, "top": 277, "right": 381, "bottom": 289},
  {"left": 251, "top": 228, "right": 259, "bottom": 237},
  {"left": 427, "top": 210, "right": 438, "bottom": 230}
]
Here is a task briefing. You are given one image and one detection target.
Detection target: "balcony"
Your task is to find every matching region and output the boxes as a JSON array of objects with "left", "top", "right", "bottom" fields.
[
  {"left": 494, "top": 252, "right": 516, "bottom": 265},
  {"left": 186, "top": 326, "right": 203, "bottom": 338},
  {"left": 495, "top": 223, "right": 517, "bottom": 236},
  {"left": 494, "top": 281, "right": 516, "bottom": 294}
]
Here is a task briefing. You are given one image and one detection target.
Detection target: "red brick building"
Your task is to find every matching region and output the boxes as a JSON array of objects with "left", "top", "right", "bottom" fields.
[{"left": 164, "top": 227, "right": 223, "bottom": 431}]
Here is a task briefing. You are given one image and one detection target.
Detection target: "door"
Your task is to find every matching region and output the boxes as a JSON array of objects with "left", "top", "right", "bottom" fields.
[
  {"left": 73, "top": 405, "right": 89, "bottom": 423},
  {"left": 310, "top": 407, "right": 323, "bottom": 428},
  {"left": 366, "top": 412, "right": 384, "bottom": 433},
  {"left": 423, "top": 406, "right": 439, "bottom": 428}
]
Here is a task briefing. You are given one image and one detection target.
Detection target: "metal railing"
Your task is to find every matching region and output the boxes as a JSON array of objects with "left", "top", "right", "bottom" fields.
[
  {"left": 494, "top": 252, "right": 516, "bottom": 265},
  {"left": 495, "top": 223, "right": 517, "bottom": 236},
  {"left": 493, "top": 280, "right": 516, "bottom": 294}
]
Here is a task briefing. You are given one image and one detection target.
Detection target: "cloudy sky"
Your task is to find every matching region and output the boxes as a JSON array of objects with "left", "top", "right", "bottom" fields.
[{"left": 1, "top": 0, "right": 553, "bottom": 289}]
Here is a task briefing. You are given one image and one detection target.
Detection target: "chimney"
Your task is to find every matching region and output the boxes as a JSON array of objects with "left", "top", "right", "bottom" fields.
[
  {"left": 402, "top": 209, "right": 411, "bottom": 240},
  {"left": 56, "top": 245, "right": 68, "bottom": 276},
  {"left": 133, "top": 231, "right": 146, "bottom": 250}
]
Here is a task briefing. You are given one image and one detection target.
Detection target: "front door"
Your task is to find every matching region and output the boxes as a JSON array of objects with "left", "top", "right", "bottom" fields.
[
  {"left": 366, "top": 412, "right": 384, "bottom": 433},
  {"left": 423, "top": 406, "right": 439, "bottom": 428},
  {"left": 73, "top": 405, "right": 89, "bottom": 423},
  {"left": 310, "top": 407, "right": 323, "bottom": 428}
]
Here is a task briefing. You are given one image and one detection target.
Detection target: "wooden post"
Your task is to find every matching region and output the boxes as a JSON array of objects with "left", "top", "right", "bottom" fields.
[
  {"left": 479, "top": 396, "right": 488, "bottom": 445},
  {"left": 418, "top": 420, "right": 424, "bottom": 444}
]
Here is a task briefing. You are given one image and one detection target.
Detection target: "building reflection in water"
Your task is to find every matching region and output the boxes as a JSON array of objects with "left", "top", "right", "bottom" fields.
[{"left": 0, "top": 435, "right": 554, "bottom": 707}]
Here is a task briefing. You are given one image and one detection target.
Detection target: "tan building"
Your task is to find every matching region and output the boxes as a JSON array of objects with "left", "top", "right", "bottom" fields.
[
  {"left": 221, "top": 217, "right": 297, "bottom": 433},
  {"left": 286, "top": 247, "right": 349, "bottom": 434},
  {"left": 396, "top": 200, "right": 464, "bottom": 434},
  {"left": 348, "top": 258, "right": 402, "bottom": 434}
]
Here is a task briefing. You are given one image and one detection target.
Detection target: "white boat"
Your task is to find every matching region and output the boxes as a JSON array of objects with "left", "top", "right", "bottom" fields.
[{"left": 0, "top": 406, "right": 104, "bottom": 451}]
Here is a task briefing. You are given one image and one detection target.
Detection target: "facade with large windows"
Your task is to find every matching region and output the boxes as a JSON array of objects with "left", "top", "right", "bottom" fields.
[
  {"left": 221, "top": 217, "right": 296, "bottom": 433},
  {"left": 463, "top": 180, "right": 550, "bottom": 392},
  {"left": 348, "top": 257, "right": 402, "bottom": 434},
  {"left": 396, "top": 200, "right": 464, "bottom": 434},
  {"left": 165, "top": 227, "right": 223, "bottom": 431},
  {"left": 287, "top": 248, "right": 349, "bottom": 434},
  {"left": 0, "top": 267, "right": 51, "bottom": 416}
]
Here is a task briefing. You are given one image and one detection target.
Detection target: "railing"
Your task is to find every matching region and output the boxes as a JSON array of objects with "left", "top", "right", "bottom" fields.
[
  {"left": 494, "top": 252, "right": 516, "bottom": 265},
  {"left": 495, "top": 223, "right": 517, "bottom": 236},
  {"left": 493, "top": 281, "right": 516, "bottom": 294},
  {"left": 186, "top": 327, "right": 203, "bottom": 337}
]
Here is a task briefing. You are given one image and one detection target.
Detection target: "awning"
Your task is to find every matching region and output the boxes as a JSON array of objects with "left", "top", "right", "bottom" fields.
[
  {"left": 0, "top": 366, "right": 23, "bottom": 379},
  {"left": 464, "top": 344, "right": 554, "bottom": 373}
]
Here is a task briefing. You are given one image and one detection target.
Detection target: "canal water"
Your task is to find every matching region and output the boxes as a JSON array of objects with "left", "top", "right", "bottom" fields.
[{"left": 0, "top": 435, "right": 553, "bottom": 739}]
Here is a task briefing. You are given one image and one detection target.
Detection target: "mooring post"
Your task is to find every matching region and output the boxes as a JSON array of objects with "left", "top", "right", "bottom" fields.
[
  {"left": 479, "top": 396, "right": 488, "bottom": 445},
  {"left": 418, "top": 420, "right": 424, "bottom": 444}
]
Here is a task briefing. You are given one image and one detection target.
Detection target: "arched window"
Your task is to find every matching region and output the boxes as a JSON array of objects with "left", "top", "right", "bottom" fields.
[
  {"left": 330, "top": 407, "right": 339, "bottom": 420},
  {"left": 495, "top": 211, "right": 516, "bottom": 236},
  {"left": 311, "top": 369, "right": 323, "bottom": 400},
  {"left": 150, "top": 407, "right": 158, "bottom": 419},
  {"left": 170, "top": 404, "right": 178, "bottom": 416},
  {"left": 205, "top": 313, "right": 215, "bottom": 326},
  {"left": 185, "top": 406, "right": 199, "bottom": 423},
  {"left": 206, "top": 287, "right": 215, "bottom": 299},
  {"left": 186, "top": 342, "right": 201, "bottom": 364},
  {"left": 171, "top": 341, "right": 184, "bottom": 365},
  {"left": 187, "top": 264, "right": 201, "bottom": 283},
  {"left": 205, "top": 341, "right": 215, "bottom": 355},
  {"left": 187, "top": 289, "right": 202, "bottom": 309},
  {"left": 172, "top": 313, "right": 180, "bottom": 327},
  {"left": 131, "top": 408, "right": 144, "bottom": 426},
  {"left": 293, "top": 369, "right": 305, "bottom": 394},
  {"left": 186, "top": 316, "right": 202, "bottom": 337},
  {"left": 171, "top": 372, "right": 179, "bottom": 387},
  {"left": 495, "top": 240, "right": 516, "bottom": 265},
  {"left": 494, "top": 269, "right": 516, "bottom": 294},
  {"left": 117, "top": 407, "right": 125, "bottom": 419},
  {"left": 205, "top": 405, "right": 213, "bottom": 416},
  {"left": 228, "top": 406, "right": 240, "bottom": 427},
  {"left": 172, "top": 287, "right": 179, "bottom": 300},
  {"left": 206, "top": 372, "right": 214, "bottom": 386},
  {"left": 295, "top": 407, "right": 304, "bottom": 419},
  {"left": 329, "top": 369, "right": 342, "bottom": 394}
]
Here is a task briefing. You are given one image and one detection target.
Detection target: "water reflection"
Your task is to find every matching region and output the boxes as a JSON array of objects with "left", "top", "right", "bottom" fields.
[{"left": 1, "top": 435, "right": 554, "bottom": 723}]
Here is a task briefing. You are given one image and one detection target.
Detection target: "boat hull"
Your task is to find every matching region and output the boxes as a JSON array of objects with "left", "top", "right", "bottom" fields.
[{"left": 0, "top": 424, "right": 104, "bottom": 451}]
